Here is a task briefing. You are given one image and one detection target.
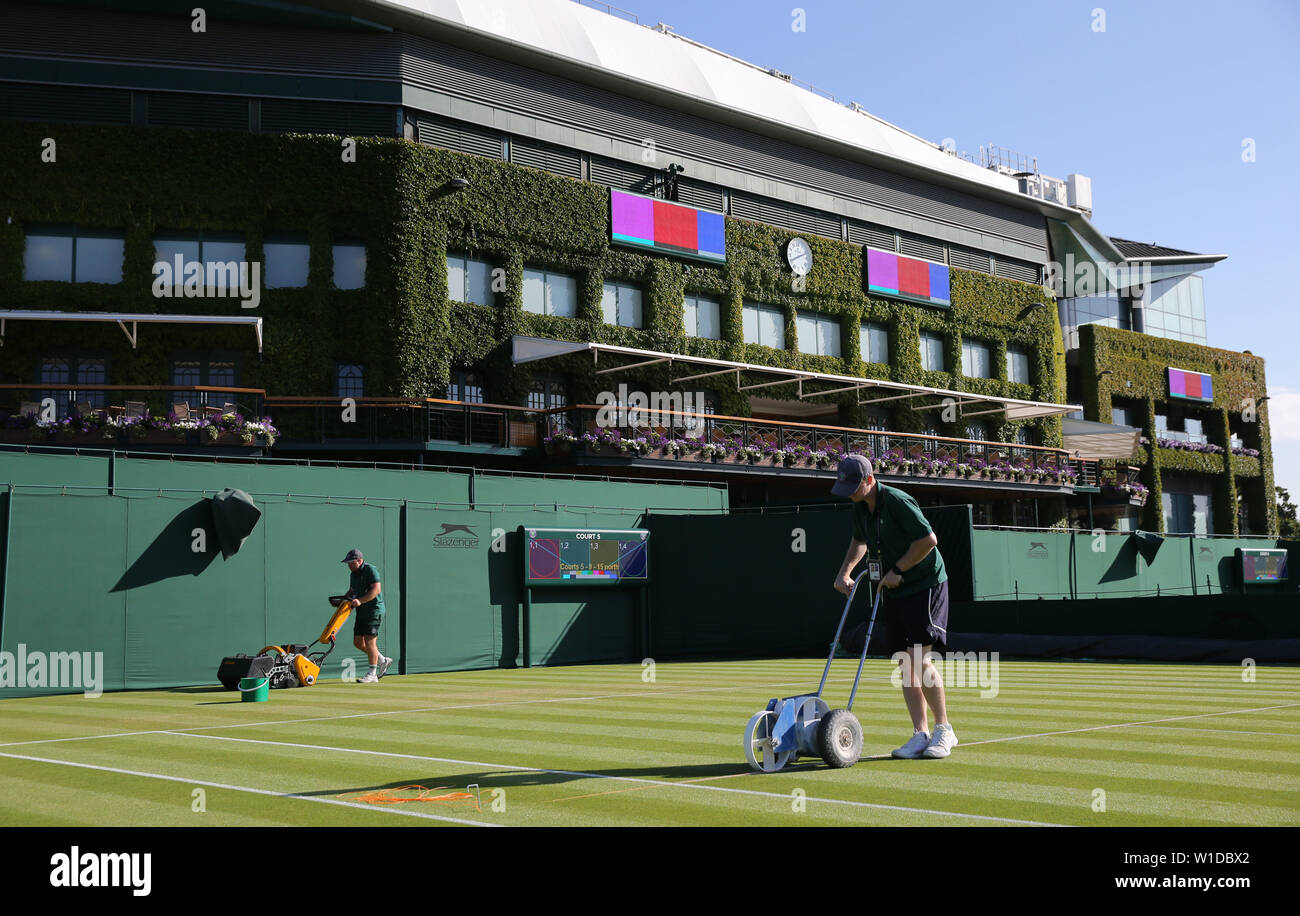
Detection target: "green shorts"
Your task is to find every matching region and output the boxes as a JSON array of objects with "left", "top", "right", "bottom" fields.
[{"left": 353, "top": 608, "right": 383, "bottom": 637}]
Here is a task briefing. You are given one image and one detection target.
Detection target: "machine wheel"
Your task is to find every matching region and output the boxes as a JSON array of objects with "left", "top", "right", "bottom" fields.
[
  {"left": 743, "top": 710, "right": 795, "bottom": 773},
  {"left": 818, "top": 709, "right": 863, "bottom": 769}
]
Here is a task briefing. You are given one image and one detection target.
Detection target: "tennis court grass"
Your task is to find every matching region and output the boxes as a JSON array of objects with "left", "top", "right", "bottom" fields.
[{"left": 2, "top": 659, "right": 1297, "bottom": 827}]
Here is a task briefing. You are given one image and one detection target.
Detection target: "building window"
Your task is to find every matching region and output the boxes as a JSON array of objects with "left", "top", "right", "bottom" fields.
[
  {"left": 1015, "top": 427, "right": 1034, "bottom": 447},
  {"left": 171, "top": 357, "right": 238, "bottom": 410},
  {"left": 263, "top": 235, "right": 310, "bottom": 289},
  {"left": 447, "top": 370, "right": 484, "bottom": 404},
  {"left": 961, "top": 338, "right": 991, "bottom": 378},
  {"left": 24, "top": 226, "right": 124, "bottom": 284},
  {"left": 448, "top": 254, "right": 494, "bottom": 306},
  {"left": 1111, "top": 404, "right": 1134, "bottom": 428},
  {"left": 1007, "top": 345, "right": 1031, "bottom": 384},
  {"left": 37, "top": 357, "right": 108, "bottom": 415},
  {"left": 965, "top": 420, "right": 988, "bottom": 442},
  {"left": 601, "top": 281, "right": 644, "bottom": 328},
  {"left": 1163, "top": 490, "right": 1213, "bottom": 535},
  {"left": 154, "top": 231, "right": 247, "bottom": 292},
  {"left": 684, "top": 294, "right": 721, "bottom": 340},
  {"left": 337, "top": 363, "right": 364, "bottom": 399},
  {"left": 919, "top": 332, "right": 945, "bottom": 372},
  {"left": 1156, "top": 407, "right": 1208, "bottom": 445},
  {"left": 522, "top": 267, "right": 577, "bottom": 317},
  {"left": 333, "top": 243, "right": 366, "bottom": 289},
  {"left": 742, "top": 302, "right": 785, "bottom": 349},
  {"left": 527, "top": 376, "right": 569, "bottom": 431},
  {"left": 860, "top": 322, "right": 889, "bottom": 364},
  {"left": 796, "top": 311, "right": 841, "bottom": 357}
]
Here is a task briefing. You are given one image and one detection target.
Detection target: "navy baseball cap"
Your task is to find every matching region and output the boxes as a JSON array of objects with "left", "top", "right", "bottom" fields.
[
  {"left": 831, "top": 455, "right": 873, "bottom": 497},
  {"left": 341, "top": 548, "right": 363, "bottom": 563}
]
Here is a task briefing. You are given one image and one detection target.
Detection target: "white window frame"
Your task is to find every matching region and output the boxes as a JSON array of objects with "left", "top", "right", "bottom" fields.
[
  {"left": 522, "top": 267, "right": 577, "bottom": 318},
  {"left": 684, "top": 294, "right": 722, "bottom": 340}
]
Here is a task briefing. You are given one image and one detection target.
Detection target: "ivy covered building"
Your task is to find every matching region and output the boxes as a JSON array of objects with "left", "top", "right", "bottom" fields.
[{"left": 0, "top": 0, "right": 1275, "bottom": 534}]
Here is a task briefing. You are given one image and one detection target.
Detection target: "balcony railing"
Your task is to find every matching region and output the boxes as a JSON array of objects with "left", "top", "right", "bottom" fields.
[
  {"left": 541, "top": 404, "right": 1096, "bottom": 487},
  {"left": 238, "top": 397, "right": 1100, "bottom": 488},
  {"left": 0, "top": 384, "right": 265, "bottom": 420}
]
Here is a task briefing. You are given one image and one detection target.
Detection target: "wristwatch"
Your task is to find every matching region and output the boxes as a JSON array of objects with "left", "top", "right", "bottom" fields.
[{"left": 890, "top": 565, "right": 903, "bottom": 577}]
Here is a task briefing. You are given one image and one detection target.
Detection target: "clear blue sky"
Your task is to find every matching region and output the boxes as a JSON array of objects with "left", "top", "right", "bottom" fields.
[{"left": 589, "top": 0, "right": 1300, "bottom": 492}]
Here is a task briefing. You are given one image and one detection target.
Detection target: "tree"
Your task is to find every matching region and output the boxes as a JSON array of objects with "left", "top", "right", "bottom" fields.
[{"left": 1276, "top": 486, "right": 1300, "bottom": 540}]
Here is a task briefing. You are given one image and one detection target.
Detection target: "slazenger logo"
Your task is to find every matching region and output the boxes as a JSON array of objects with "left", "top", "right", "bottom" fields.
[
  {"left": 50, "top": 847, "right": 151, "bottom": 896},
  {"left": 433, "top": 522, "right": 479, "bottom": 549},
  {"left": 1027, "top": 541, "right": 1049, "bottom": 559}
]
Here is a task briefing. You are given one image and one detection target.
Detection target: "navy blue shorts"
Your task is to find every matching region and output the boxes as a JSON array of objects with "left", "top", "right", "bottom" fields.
[{"left": 876, "top": 579, "right": 948, "bottom": 655}]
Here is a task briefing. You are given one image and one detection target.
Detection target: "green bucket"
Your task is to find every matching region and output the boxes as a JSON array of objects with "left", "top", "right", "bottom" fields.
[{"left": 238, "top": 676, "right": 269, "bottom": 702}]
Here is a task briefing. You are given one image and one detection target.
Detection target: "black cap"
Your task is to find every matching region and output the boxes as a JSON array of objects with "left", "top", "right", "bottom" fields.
[
  {"left": 831, "top": 454, "right": 873, "bottom": 497},
  {"left": 341, "top": 548, "right": 363, "bottom": 563}
]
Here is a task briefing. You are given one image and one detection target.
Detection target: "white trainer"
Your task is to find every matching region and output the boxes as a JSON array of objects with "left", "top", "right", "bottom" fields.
[
  {"left": 377, "top": 656, "right": 393, "bottom": 678},
  {"left": 923, "top": 723, "right": 958, "bottom": 758},
  {"left": 891, "top": 730, "right": 931, "bottom": 759},
  {"left": 357, "top": 672, "right": 379, "bottom": 684}
]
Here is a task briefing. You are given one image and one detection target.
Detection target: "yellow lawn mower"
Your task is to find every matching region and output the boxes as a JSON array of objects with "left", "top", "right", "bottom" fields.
[{"left": 217, "top": 597, "right": 352, "bottom": 690}]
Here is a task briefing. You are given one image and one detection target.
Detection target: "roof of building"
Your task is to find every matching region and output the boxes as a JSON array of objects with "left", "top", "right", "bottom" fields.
[{"left": 1109, "top": 238, "right": 1201, "bottom": 259}]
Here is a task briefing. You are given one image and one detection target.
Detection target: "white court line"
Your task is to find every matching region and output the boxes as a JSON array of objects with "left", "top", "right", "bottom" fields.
[
  {"left": 161, "top": 732, "right": 1068, "bottom": 827},
  {"left": 1142, "top": 725, "right": 1300, "bottom": 739},
  {"left": 0, "top": 751, "right": 498, "bottom": 827},
  {"left": 958, "top": 703, "right": 1300, "bottom": 747},
  {"left": 0, "top": 674, "right": 890, "bottom": 749}
]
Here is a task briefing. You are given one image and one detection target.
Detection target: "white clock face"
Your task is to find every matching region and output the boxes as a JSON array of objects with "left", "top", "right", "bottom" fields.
[{"left": 787, "top": 238, "right": 812, "bottom": 276}]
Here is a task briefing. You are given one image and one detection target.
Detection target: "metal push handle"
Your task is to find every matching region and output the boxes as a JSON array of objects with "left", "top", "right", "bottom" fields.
[
  {"left": 847, "top": 585, "right": 886, "bottom": 712},
  {"left": 815, "top": 569, "right": 871, "bottom": 699}
]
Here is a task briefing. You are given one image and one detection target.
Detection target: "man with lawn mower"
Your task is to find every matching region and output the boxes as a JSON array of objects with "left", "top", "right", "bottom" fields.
[
  {"left": 341, "top": 548, "right": 393, "bottom": 683},
  {"left": 831, "top": 454, "right": 957, "bottom": 759}
]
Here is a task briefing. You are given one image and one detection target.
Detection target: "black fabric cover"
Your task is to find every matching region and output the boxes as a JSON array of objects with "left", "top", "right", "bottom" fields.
[
  {"left": 947, "top": 632, "right": 1300, "bottom": 663},
  {"left": 211, "top": 487, "right": 262, "bottom": 559}
]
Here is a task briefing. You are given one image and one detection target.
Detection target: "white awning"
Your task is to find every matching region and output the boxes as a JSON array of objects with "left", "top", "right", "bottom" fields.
[
  {"left": 0, "top": 311, "right": 264, "bottom": 354},
  {"left": 1062, "top": 418, "right": 1142, "bottom": 460},
  {"left": 511, "top": 335, "right": 1080, "bottom": 420}
]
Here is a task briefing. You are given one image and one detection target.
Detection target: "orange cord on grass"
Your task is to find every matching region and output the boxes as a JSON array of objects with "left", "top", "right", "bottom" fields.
[{"left": 353, "top": 785, "right": 481, "bottom": 810}]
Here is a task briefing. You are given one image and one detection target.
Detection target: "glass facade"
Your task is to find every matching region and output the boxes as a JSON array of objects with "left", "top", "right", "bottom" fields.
[
  {"left": 1058, "top": 293, "right": 1129, "bottom": 349},
  {"left": 1141, "top": 275, "right": 1207, "bottom": 345}
]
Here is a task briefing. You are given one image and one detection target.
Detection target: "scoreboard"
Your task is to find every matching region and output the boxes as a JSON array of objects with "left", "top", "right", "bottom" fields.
[
  {"left": 524, "top": 528, "right": 649, "bottom": 587},
  {"left": 1236, "top": 548, "right": 1288, "bottom": 585}
]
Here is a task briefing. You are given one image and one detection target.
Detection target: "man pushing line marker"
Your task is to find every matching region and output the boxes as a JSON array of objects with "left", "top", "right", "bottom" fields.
[{"left": 831, "top": 455, "right": 957, "bottom": 759}]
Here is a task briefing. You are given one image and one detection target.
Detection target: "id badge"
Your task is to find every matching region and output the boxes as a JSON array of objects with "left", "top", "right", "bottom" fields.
[{"left": 868, "top": 559, "right": 882, "bottom": 581}]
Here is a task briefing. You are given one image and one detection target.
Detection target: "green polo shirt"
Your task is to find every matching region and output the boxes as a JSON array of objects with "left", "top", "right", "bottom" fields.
[
  {"left": 851, "top": 484, "right": 946, "bottom": 598},
  {"left": 349, "top": 563, "right": 385, "bottom": 617}
]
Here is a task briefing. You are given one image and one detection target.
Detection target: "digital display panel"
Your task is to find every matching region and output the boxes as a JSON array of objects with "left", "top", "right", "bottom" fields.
[
  {"left": 525, "top": 528, "right": 649, "bottom": 587},
  {"left": 611, "top": 190, "right": 725, "bottom": 263}
]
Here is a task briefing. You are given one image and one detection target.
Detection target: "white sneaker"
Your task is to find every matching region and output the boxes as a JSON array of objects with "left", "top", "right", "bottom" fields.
[
  {"left": 891, "top": 730, "right": 931, "bottom": 759},
  {"left": 357, "top": 672, "right": 379, "bottom": 684},
  {"left": 923, "top": 724, "right": 958, "bottom": 758},
  {"left": 377, "top": 656, "right": 393, "bottom": 678}
]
